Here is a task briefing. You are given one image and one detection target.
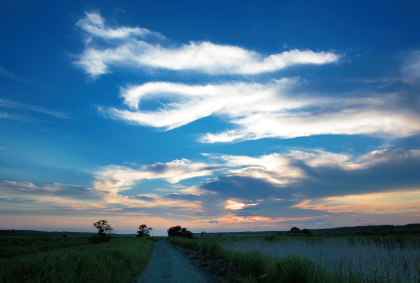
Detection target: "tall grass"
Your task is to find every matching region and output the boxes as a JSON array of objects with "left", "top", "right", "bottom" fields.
[
  {"left": 0, "top": 237, "right": 90, "bottom": 259},
  {"left": 222, "top": 237, "right": 420, "bottom": 282},
  {"left": 0, "top": 238, "right": 153, "bottom": 283},
  {"left": 167, "top": 237, "right": 338, "bottom": 282},
  {"left": 168, "top": 236, "right": 420, "bottom": 282}
]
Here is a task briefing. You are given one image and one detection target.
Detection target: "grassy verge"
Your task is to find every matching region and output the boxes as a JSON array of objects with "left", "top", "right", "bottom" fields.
[{"left": 0, "top": 237, "right": 153, "bottom": 283}]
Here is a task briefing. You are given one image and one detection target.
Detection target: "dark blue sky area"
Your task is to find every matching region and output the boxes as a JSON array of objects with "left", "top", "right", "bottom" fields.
[{"left": 1, "top": 0, "right": 419, "bottom": 234}]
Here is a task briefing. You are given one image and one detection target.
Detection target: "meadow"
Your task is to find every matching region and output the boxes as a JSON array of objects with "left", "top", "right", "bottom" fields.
[
  {"left": 0, "top": 237, "right": 153, "bottom": 283},
  {"left": 168, "top": 232, "right": 420, "bottom": 283}
]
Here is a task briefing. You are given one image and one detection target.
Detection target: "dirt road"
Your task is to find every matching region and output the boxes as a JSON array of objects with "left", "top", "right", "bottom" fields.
[{"left": 137, "top": 240, "right": 215, "bottom": 283}]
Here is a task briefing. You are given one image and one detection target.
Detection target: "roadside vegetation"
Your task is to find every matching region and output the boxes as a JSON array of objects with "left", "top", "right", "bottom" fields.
[
  {"left": 167, "top": 227, "right": 420, "bottom": 283},
  {"left": 0, "top": 220, "right": 154, "bottom": 283},
  {"left": 3, "top": 222, "right": 420, "bottom": 282},
  {"left": 0, "top": 237, "right": 153, "bottom": 283}
]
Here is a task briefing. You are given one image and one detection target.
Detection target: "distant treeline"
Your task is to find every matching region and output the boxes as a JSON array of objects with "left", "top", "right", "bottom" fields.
[
  {"left": 0, "top": 229, "right": 137, "bottom": 237},
  {"left": 308, "top": 223, "right": 420, "bottom": 234},
  {"left": 0, "top": 230, "right": 97, "bottom": 237},
  {"left": 193, "top": 223, "right": 420, "bottom": 237},
  {"left": 2, "top": 223, "right": 420, "bottom": 237}
]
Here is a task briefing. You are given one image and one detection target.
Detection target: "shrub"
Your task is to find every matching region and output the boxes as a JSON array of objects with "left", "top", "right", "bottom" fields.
[
  {"left": 167, "top": 225, "right": 193, "bottom": 238},
  {"left": 88, "top": 234, "right": 112, "bottom": 244},
  {"left": 290, "top": 227, "right": 301, "bottom": 234},
  {"left": 265, "top": 235, "right": 275, "bottom": 241}
]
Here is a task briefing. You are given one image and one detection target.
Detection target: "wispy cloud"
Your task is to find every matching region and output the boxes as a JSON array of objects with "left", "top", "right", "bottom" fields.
[
  {"left": 101, "top": 80, "right": 420, "bottom": 142},
  {"left": 93, "top": 159, "right": 223, "bottom": 194},
  {"left": 0, "top": 66, "right": 61, "bottom": 91},
  {"left": 0, "top": 66, "right": 26, "bottom": 83},
  {"left": 0, "top": 98, "right": 68, "bottom": 119},
  {"left": 201, "top": 106, "right": 420, "bottom": 143},
  {"left": 401, "top": 50, "right": 420, "bottom": 84},
  {"left": 0, "top": 112, "right": 35, "bottom": 122},
  {"left": 104, "top": 79, "right": 297, "bottom": 129},
  {"left": 75, "top": 12, "right": 339, "bottom": 77},
  {"left": 76, "top": 12, "right": 163, "bottom": 40}
]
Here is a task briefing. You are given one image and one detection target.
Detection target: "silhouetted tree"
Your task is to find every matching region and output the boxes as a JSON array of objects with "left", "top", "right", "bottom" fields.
[
  {"left": 89, "top": 220, "right": 113, "bottom": 244},
  {"left": 301, "top": 229, "right": 312, "bottom": 234},
  {"left": 137, "top": 224, "right": 153, "bottom": 238},
  {"left": 93, "top": 220, "right": 113, "bottom": 235},
  {"left": 290, "top": 227, "right": 301, "bottom": 233},
  {"left": 200, "top": 231, "right": 208, "bottom": 237},
  {"left": 167, "top": 225, "right": 193, "bottom": 239}
]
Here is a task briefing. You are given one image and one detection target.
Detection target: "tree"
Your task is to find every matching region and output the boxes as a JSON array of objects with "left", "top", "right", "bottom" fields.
[
  {"left": 137, "top": 224, "right": 153, "bottom": 238},
  {"left": 93, "top": 220, "right": 113, "bottom": 235},
  {"left": 167, "top": 225, "right": 193, "bottom": 239},
  {"left": 200, "top": 231, "right": 208, "bottom": 237},
  {"left": 290, "top": 227, "right": 301, "bottom": 234},
  {"left": 89, "top": 220, "right": 113, "bottom": 244}
]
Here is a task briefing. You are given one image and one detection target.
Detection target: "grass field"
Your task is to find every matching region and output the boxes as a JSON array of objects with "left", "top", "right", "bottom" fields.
[
  {"left": 0, "top": 237, "right": 153, "bottom": 283},
  {"left": 168, "top": 233, "right": 420, "bottom": 283},
  {"left": 222, "top": 236, "right": 420, "bottom": 282}
]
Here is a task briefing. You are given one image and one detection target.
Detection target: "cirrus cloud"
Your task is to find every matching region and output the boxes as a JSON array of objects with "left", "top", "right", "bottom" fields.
[
  {"left": 74, "top": 12, "right": 340, "bottom": 77},
  {"left": 101, "top": 79, "right": 420, "bottom": 142}
]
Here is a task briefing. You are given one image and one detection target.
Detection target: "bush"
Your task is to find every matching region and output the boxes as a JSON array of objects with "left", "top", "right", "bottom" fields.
[
  {"left": 88, "top": 234, "right": 112, "bottom": 244},
  {"left": 167, "top": 226, "right": 193, "bottom": 238},
  {"left": 301, "top": 229, "right": 312, "bottom": 235},
  {"left": 290, "top": 227, "right": 301, "bottom": 234},
  {"left": 265, "top": 235, "right": 275, "bottom": 241}
]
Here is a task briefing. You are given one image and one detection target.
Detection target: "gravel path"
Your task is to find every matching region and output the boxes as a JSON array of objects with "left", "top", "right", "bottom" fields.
[{"left": 137, "top": 240, "right": 214, "bottom": 283}]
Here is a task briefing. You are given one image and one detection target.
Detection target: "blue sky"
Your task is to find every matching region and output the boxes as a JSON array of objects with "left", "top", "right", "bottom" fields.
[{"left": 1, "top": 0, "right": 420, "bottom": 235}]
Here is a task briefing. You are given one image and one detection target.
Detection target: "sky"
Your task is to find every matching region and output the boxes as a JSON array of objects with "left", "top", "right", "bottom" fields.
[{"left": 1, "top": 0, "right": 420, "bottom": 236}]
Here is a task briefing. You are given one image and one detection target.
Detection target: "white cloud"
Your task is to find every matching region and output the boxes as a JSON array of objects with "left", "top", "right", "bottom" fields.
[
  {"left": 4, "top": 148, "right": 420, "bottom": 219},
  {"left": 201, "top": 107, "right": 420, "bottom": 143},
  {"left": 358, "top": 148, "right": 420, "bottom": 167},
  {"left": 75, "top": 13, "right": 339, "bottom": 76},
  {"left": 93, "top": 159, "right": 222, "bottom": 194},
  {"left": 102, "top": 79, "right": 420, "bottom": 142},
  {"left": 204, "top": 150, "right": 361, "bottom": 185},
  {"left": 401, "top": 50, "right": 420, "bottom": 84},
  {"left": 76, "top": 12, "right": 162, "bottom": 40},
  {"left": 90, "top": 150, "right": 363, "bottom": 198},
  {"left": 106, "top": 79, "right": 300, "bottom": 130}
]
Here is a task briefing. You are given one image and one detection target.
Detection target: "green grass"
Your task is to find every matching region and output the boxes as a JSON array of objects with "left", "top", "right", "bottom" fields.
[
  {"left": 0, "top": 237, "right": 153, "bottom": 283},
  {"left": 0, "top": 237, "right": 90, "bottom": 259}
]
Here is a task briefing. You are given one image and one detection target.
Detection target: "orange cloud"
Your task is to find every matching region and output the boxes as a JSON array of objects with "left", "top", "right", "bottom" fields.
[
  {"left": 225, "top": 199, "right": 258, "bottom": 210},
  {"left": 293, "top": 190, "right": 420, "bottom": 215},
  {"left": 217, "top": 213, "right": 314, "bottom": 224}
]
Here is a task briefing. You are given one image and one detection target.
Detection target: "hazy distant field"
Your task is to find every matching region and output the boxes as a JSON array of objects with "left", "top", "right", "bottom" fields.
[{"left": 0, "top": 237, "right": 153, "bottom": 283}]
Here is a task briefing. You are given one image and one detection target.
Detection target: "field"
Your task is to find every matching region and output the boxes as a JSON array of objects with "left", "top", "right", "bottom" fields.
[
  {"left": 0, "top": 236, "right": 154, "bottom": 283},
  {"left": 168, "top": 231, "right": 420, "bottom": 283}
]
